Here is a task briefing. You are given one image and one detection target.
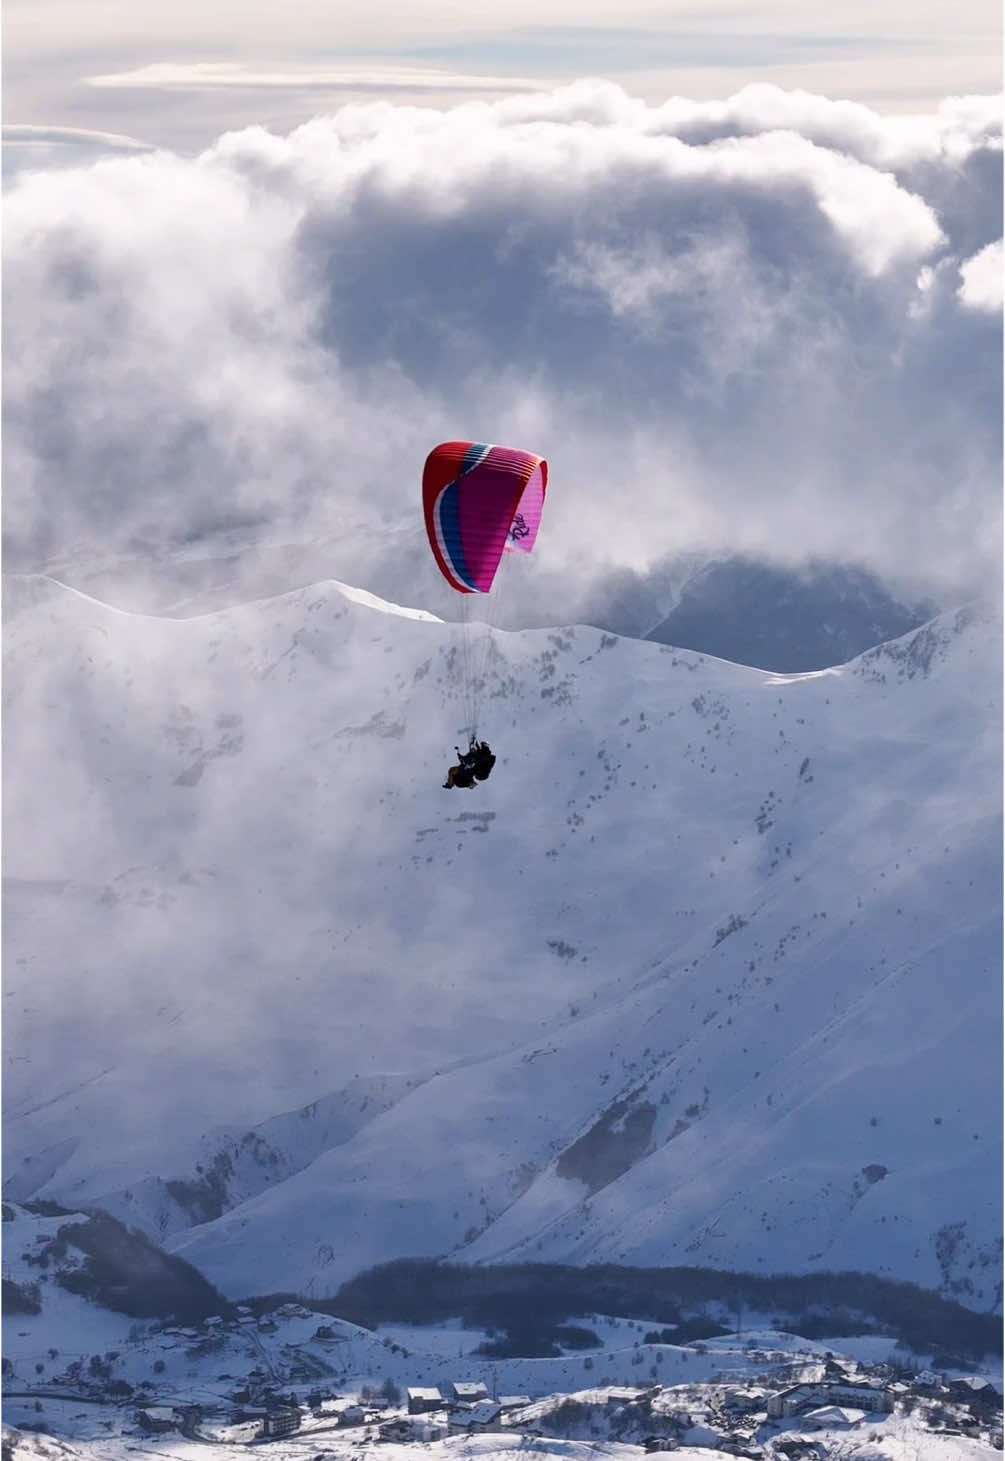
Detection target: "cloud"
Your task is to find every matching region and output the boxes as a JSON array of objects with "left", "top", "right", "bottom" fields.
[
  {"left": 1, "top": 125, "right": 158, "bottom": 181},
  {"left": 85, "top": 60, "right": 552, "bottom": 94},
  {"left": 3, "top": 123, "right": 154, "bottom": 150},
  {"left": 3, "top": 80, "right": 1001, "bottom": 622},
  {"left": 958, "top": 238, "right": 1004, "bottom": 312}
]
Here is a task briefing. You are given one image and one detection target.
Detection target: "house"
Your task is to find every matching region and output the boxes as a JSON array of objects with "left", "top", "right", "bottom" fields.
[
  {"left": 449, "top": 1401, "right": 502, "bottom": 1434},
  {"left": 767, "top": 1381, "right": 891, "bottom": 1420},
  {"left": 136, "top": 1406, "right": 176, "bottom": 1433},
  {"left": 721, "top": 1421, "right": 764, "bottom": 1458},
  {"left": 450, "top": 1381, "right": 489, "bottom": 1404},
  {"left": 823, "top": 1382, "right": 892, "bottom": 1414},
  {"left": 391, "top": 1414, "right": 448, "bottom": 1442},
  {"left": 379, "top": 1418, "right": 418, "bottom": 1442},
  {"left": 408, "top": 1386, "right": 444, "bottom": 1414},
  {"left": 948, "top": 1377, "right": 1002, "bottom": 1413},
  {"left": 260, "top": 1407, "right": 301, "bottom": 1438},
  {"left": 774, "top": 1440, "right": 826, "bottom": 1460},
  {"left": 723, "top": 1387, "right": 769, "bottom": 1414},
  {"left": 767, "top": 1386, "right": 825, "bottom": 1419}
]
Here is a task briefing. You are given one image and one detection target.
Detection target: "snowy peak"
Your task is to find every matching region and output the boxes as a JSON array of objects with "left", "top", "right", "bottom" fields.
[{"left": 3, "top": 578, "right": 1001, "bottom": 1312}]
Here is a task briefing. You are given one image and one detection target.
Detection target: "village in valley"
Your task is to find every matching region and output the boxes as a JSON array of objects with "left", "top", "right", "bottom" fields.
[{"left": 3, "top": 1291, "right": 1003, "bottom": 1459}]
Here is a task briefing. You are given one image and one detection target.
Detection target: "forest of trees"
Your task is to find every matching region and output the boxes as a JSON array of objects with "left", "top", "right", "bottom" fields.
[{"left": 312, "top": 1258, "right": 1001, "bottom": 1363}]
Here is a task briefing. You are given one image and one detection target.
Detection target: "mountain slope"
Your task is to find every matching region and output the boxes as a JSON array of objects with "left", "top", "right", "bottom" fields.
[
  {"left": 3, "top": 577, "right": 1000, "bottom": 1306},
  {"left": 644, "top": 557, "right": 939, "bottom": 671}
]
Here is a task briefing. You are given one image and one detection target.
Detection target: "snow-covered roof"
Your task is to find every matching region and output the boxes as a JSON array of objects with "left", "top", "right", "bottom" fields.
[
  {"left": 952, "top": 1375, "right": 1000, "bottom": 1393},
  {"left": 454, "top": 1401, "right": 502, "bottom": 1426},
  {"left": 803, "top": 1405, "right": 866, "bottom": 1427}
]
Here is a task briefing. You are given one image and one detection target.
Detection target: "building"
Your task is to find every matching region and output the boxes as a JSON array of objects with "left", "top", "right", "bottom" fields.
[
  {"left": 767, "top": 1386, "right": 825, "bottom": 1419},
  {"left": 774, "top": 1440, "right": 826, "bottom": 1460},
  {"left": 802, "top": 1406, "right": 866, "bottom": 1429},
  {"left": 723, "top": 1387, "right": 769, "bottom": 1414},
  {"left": 449, "top": 1401, "right": 502, "bottom": 1434},
  {"left": 390, "top": 1414, "right": 448, "bottom": 1442},
  {"left": 767, "top": 1382, "right": 891, "bottom": 1419},
  {"left": 136, "top": 1407, "right": 177, "bottom": 1434},
  {"left": 380, "top": 1418, "right": 419, "bottom": 1442},
  {"left": 721, "top": 1421, "right": 764, "bottom": 1458},
  {"left": 450, "top": 1381, "right": 489, "bottom": 1404},
  {"left": 260, "top": 1406, "right": 301, "bottom": 1438},
  {"left": 948, "top": 1377, "right": 1002, "bottom": 1413},
  {"left": 408, "top": 1386, "right": 444, "bottom": 1414},
  {"left": 823, "top": 1383, "right": 892, "bottom": 1414}
]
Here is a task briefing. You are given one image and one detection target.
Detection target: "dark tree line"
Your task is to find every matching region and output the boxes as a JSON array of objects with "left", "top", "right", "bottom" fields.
[
  {"left": 55, "top": 1211, "right": 233, "bottom": 1323},
  {"left": 302, "top": 1259, "right": 1001, "bottom": 1361}
]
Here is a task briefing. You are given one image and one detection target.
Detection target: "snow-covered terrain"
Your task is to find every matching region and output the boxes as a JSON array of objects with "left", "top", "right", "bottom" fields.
[
  {"left": 3, "top": 575, "right": 1001, "bottom": 1310},
  {"left": 3, "top": 1411, "right": 999, "bottom": 1461},
  {"left": 3, "top": 1199, "right": 1002, "bottom": 1460}
]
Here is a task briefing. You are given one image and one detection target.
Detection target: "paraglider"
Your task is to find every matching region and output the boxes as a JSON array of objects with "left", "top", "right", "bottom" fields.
[
  {"left": 442, "top": 740, "right": 496, "bottom": 789},
  {"left": 422, "top": 442, "right": 547, "bottom": 786}
]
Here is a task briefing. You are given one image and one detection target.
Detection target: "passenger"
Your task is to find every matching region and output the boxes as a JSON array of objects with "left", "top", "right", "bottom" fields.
[{"left": 443, "top": 761, "right": 477, "bottom": 789}]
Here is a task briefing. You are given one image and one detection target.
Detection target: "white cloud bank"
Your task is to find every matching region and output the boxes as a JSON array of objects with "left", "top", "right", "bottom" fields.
[
  {"left": 85, "top": 61, "right": 552, "bottom": 93},
  {"left": 3, "top": 81, "right": 1001, "bottom": 622}
]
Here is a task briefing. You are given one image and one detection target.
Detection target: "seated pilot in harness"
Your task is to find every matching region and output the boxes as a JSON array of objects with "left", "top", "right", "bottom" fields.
[{"left": 443, "top": 739, "right": 496, "bottom": 789}]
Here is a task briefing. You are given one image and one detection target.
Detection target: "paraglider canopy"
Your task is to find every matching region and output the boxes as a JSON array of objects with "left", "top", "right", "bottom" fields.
[{"left": 422, "top": 441, "right": 547, "bottom": 595}]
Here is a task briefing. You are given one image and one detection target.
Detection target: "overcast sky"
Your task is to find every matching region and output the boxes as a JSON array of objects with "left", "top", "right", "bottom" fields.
[
  {"left": 3, "top": 0, "right": 1002, "bottom": 154},
  {"left": 2, "top": 3, "right": 1002, "bottom": 626}
]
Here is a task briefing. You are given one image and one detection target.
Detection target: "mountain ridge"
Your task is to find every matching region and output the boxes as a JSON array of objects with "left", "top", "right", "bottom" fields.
[{"left": 3, "top": 575, "right": 1000, "bottom": 1309}]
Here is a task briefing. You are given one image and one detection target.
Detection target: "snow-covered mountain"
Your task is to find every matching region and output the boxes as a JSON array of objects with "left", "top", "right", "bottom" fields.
[
  {"left": 644, "top": 558, "right": 938, "bottom": 672},
  {"left": 3, "top": 575, "right": 1001, "bottom": 1308}
]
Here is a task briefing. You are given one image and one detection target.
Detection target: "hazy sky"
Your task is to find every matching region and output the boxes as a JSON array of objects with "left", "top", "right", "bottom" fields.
[{"left": 3, "top": 0, "right": 1002, "bottom": 156}]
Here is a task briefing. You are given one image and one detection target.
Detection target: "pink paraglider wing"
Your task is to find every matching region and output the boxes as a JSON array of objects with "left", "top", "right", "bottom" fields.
[
  {"left": 506, "top": 461, "right": 547, "bottom": 556},
  {"left": 423, "top": 442, "right": 548, "bottom": 593}
]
